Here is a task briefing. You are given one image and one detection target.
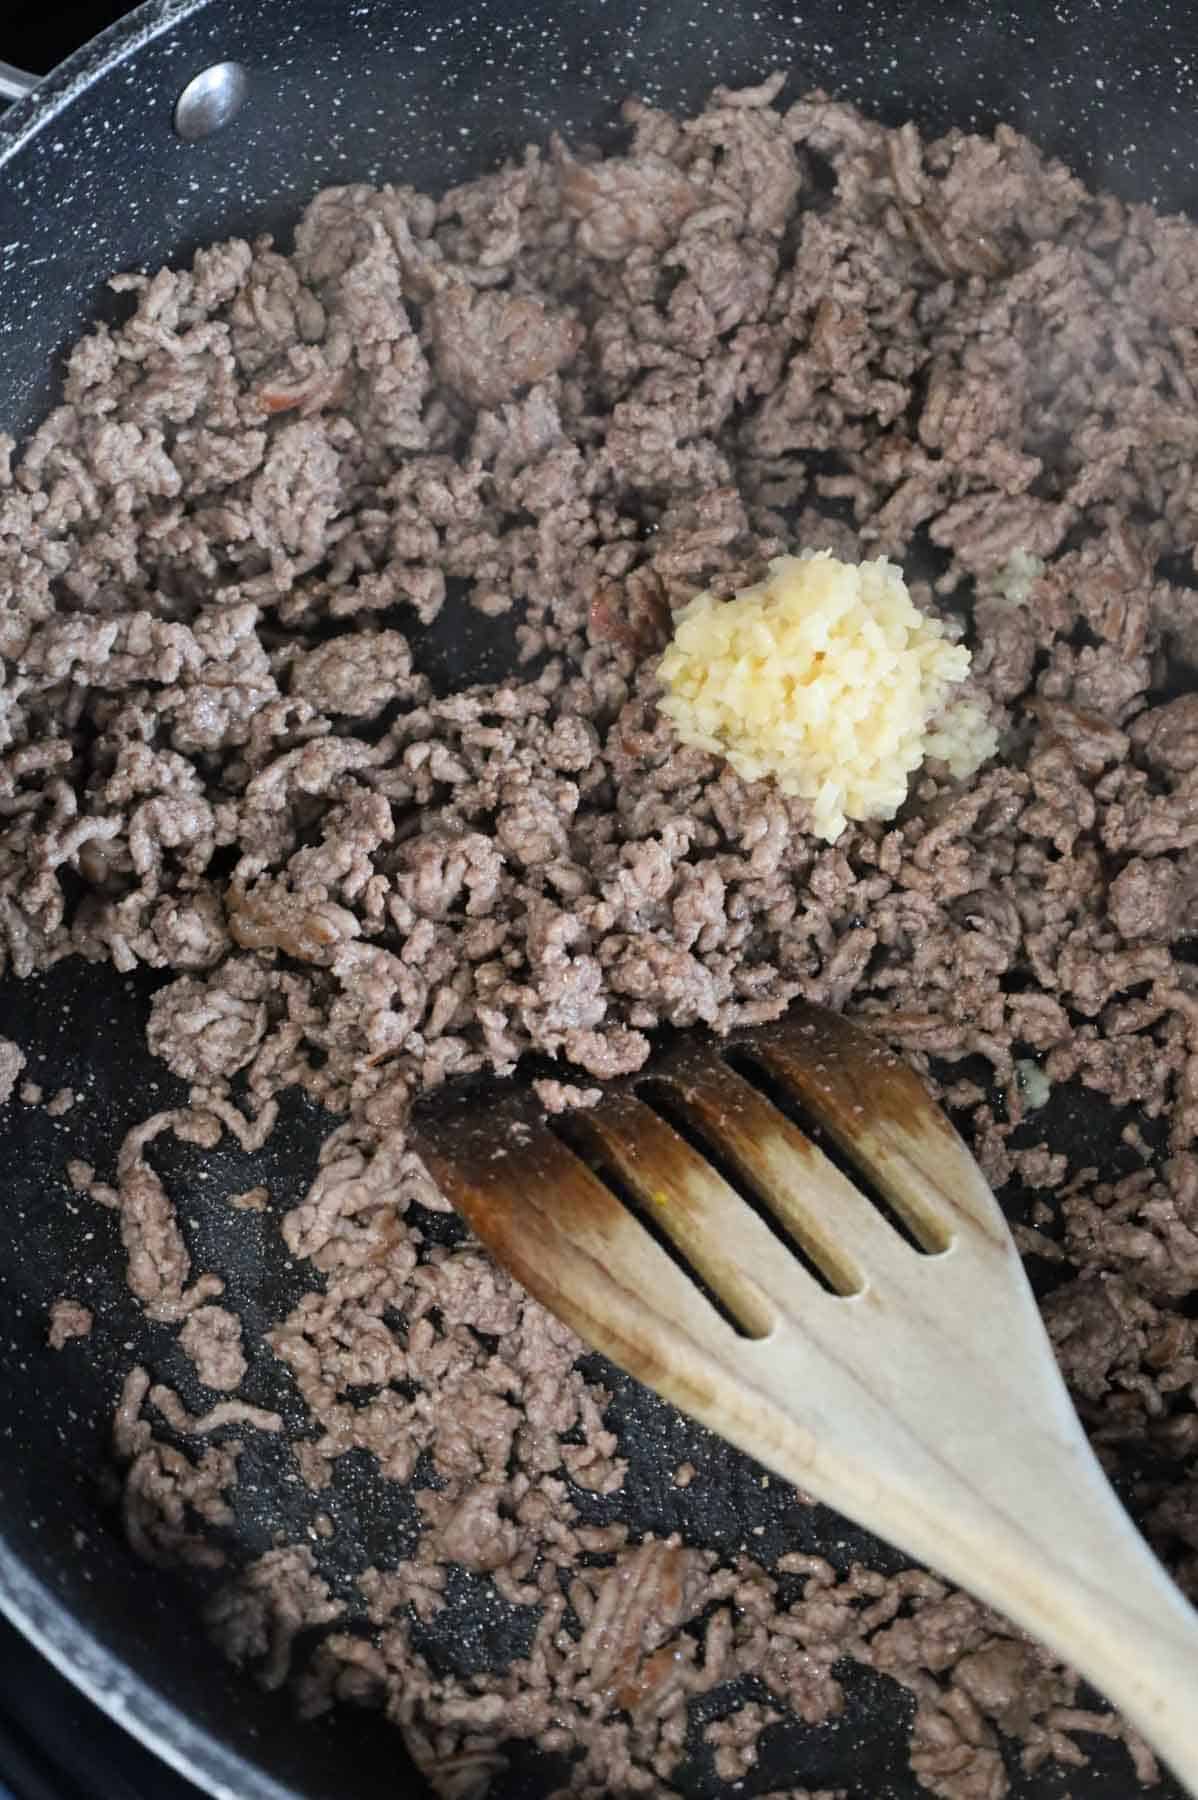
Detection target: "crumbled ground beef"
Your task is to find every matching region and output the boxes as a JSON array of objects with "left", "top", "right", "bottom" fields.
[
  {"left": 47, "top": 1297, "right": 93, "bottom": 1348},
  {"left": 85, "top": 1111, "right": 226, "bottom": 1323},
  {"left": 178, "top": 1305, "right": 248, "bottom": 1392},
  {"left": 530, "top": 1077, "right": 603, "bottom": 1113},
  {"left": 4, "top": 72, "right": 1198, "bottom": 1800},
  {"left": 0, "top": 1036, "right": 24, "bottom": 1105},
  {"left": 228, "top": 1184, "right": 270, "bottom": 1212}
]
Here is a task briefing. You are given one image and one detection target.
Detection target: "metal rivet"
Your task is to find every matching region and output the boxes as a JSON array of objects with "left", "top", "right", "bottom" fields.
[{"left": 173, "top": 61, "right": 250, "bottom": 142}]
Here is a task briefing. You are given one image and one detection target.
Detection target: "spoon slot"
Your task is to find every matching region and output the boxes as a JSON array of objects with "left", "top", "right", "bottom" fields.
[
  {"left": 548, "top": 1107, "right": 774, "bottom": 1341},
  {"left": 635, "top": 1075, "right": 866, "bottom": 1300},
  {"left": 721, "top": 1045, "right": 944, "bottom": 1257}
]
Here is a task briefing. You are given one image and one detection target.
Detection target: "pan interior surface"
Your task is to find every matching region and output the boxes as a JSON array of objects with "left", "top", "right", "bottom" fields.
[{"left": 0, "top": 2, "right": 1195, "bottom": 1798}]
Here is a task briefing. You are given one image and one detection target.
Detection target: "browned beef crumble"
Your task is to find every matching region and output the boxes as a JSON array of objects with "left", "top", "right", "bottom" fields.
[
  {"left": 178, "top": 1304, "right": 248, "bottom": 1391},
  {"left": 227, "top": 1183, "right": 270, "bottom": 1211},
  {"left": 47, "top": 1296, "right": 93, "bottom": 1348},
  {"left": 3, "top": 70, "right": 1198, "bottom": 1800},
  {"left": 0, "top": 1035, "right": 24, "bottom": 1105}
]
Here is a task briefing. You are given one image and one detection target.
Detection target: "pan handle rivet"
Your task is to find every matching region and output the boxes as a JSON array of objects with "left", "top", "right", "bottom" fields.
[{"left": 173, "top": 60, "right": 250, "bottom": 141}]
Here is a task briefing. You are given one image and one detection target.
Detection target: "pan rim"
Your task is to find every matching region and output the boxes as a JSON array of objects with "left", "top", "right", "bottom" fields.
[
  {"left": 0, "top": 1532, "right": 298, "bottom": 1800},
  {"left": 0, "top": 0, "right": 210, "bottom": 165}
]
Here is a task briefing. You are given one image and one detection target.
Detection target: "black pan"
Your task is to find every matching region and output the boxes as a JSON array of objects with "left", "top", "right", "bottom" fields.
[{"left": 0, "top": 4, "right": 1194, "bottom": 1797}]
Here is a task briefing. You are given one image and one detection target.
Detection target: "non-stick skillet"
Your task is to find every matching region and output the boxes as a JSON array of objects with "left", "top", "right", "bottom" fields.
[{"left": 0, "top": 3, "right": 1195, "bottom": 1797}]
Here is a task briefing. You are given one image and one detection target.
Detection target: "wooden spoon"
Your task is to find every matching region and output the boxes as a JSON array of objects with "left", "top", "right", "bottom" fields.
[{"left": 409, "top": 1004, "right": 1198, "bottom": 1793}]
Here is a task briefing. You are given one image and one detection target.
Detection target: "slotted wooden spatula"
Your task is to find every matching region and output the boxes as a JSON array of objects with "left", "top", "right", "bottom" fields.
[{"left": 409, "top": 1004, "right": 1198, "bottom": 1792}]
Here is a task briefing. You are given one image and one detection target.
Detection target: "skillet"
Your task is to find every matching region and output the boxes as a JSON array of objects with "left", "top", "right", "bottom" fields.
[{"left": 0, "top": 3, "right": 1194, "bottom": 1795}]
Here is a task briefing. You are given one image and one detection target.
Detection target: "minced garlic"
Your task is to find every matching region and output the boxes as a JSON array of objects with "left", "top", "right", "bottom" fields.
[
  {"left": 657, "top": 551, "right": 997, "bottom": 843},
  {"left": 1014, "top": 1059, "right": 1052, "bottom": 1112}
]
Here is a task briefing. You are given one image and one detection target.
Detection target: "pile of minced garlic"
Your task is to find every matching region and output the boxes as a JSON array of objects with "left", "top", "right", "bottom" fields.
[{"left": 657, "top": 551, "right": 997, "bottom": 843}]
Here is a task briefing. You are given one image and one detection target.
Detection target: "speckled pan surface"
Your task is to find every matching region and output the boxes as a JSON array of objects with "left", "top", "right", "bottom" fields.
[{"left": 0, "top": 3, "right": 1194, "bottom": 1798}]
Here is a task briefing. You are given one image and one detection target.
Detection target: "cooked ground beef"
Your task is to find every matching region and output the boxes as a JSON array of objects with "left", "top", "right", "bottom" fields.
[
  {"left": 0, "top": 1036, "right": 24, "bottom": 1105},
  {"left": 3, "top": 71, "right": 1198, "bottom": 1800},
  {"left": 178, "top": 1304, "right": 248, "bottom": 1392},
  {"left": 227, "top": 1183, "right": 270, "bottom": 1211},
  {"left": 47, "top": 1297, "right": 93, "bottom": 1349}
]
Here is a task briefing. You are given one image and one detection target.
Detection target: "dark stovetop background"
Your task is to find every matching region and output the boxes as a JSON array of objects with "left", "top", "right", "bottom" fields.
[
  {"left": 2, "top": 17, "right": 205, "bottom": 1800},
  {"left": 10, "top": 2, "right": 140, "bottom": 78}
]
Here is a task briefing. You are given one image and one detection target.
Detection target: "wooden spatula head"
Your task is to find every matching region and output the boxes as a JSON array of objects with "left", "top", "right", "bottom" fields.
[
  {"left": 411, "top": 1006, "right": 1000, "bottom": 1368},
  {"left": 408, "top": 1004, "right": 1198, "bottom": 1795}
]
